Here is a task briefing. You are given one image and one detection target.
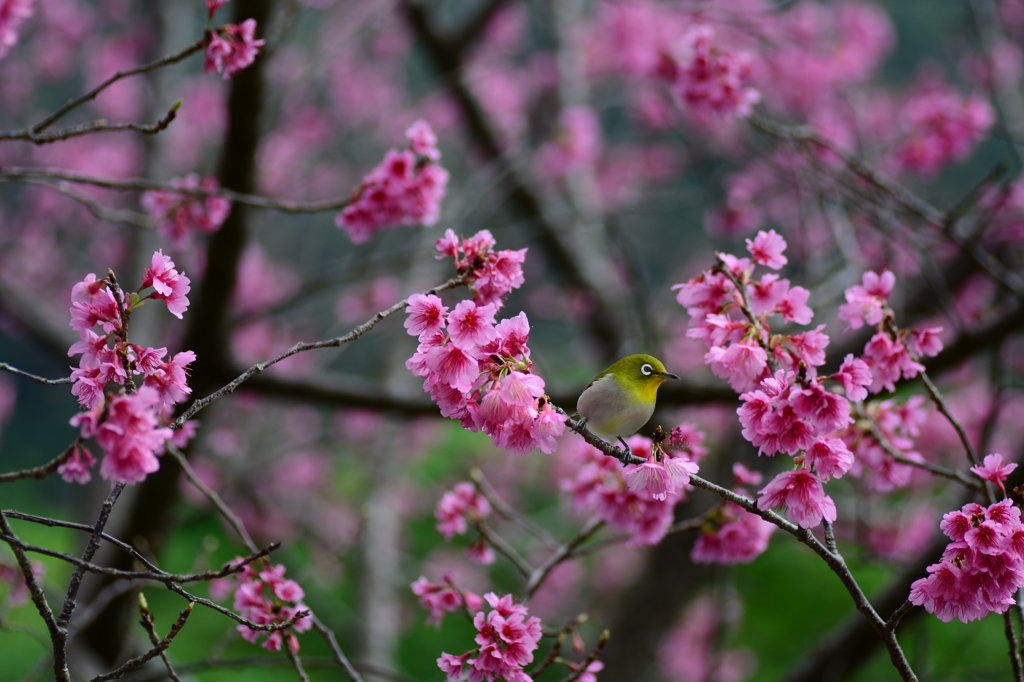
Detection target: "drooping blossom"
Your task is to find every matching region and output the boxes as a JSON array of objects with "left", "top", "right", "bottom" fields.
[
  {"left": 840, "top": 395, "right": 927, "bottom": 492},
  {"left": 336, "top": 121, "right": 449, "bottom": 243},
  {"left": 834, "top": 354, "right": 872, "bottom": 402},
  {"left": 910, "top": 500, "right": 1024, "bottom": 623},
  {"left": 229, "top": 561, "right": 312, "bottom": 653},
  {"left": 0, "top": 0, "right": 33, "bottom": 61},
  {"left": 71, "top": 386, "right": 173, "bottom": 484},
  {"left": 435, "top": 482, "right": 491, "bottom": 540},
  {"left": 142, "top": 250, "right": 191, "bottom": 319},
  {"left": 412, "top": 575, "right": 484, "bottom": 627},
  {"left": 436, "top": 592, "right": 542, "bottom": 682},
  {"left": 559, "top": 436, "right": 687, "bottom": 546},
  {"left": 971, "top": 453, "right": 1018, "bottom": 491},
  {"left": 57, "top": 444, "right": 96, "bottom": 485},
  {"left": 756, "top": 469, "right": 837, "bottom": 529},
  {"left": 140, "top": 175, "right": 231, "bottom": 244},
  {"left": 204, "top": 19, "right": 265, "bottom": 79},
  {"left": 838, "top": 270, "right": 894, "bottom": 330}
]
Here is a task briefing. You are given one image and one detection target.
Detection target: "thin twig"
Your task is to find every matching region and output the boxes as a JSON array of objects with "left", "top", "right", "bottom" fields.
[
  {"left": 529, "top": 613, "right": 588, "bottom": 678},
  {"left": 884, "top": 600, "right": 915, "bottom": 632},
  {"left": 558, "top": 410, "right": 646, "bottom": 466},
  {"left": 470, "top": 468, "right": 558, "bottom": 549},
  {"left": 918, "top": 371, "right": 982, "bottom": 469},
  {"left": 864, "top": 422, "right": 981, "bottom": 491},
  {"left": 0, "top": 166, "right": 352, "bottom": 213},
  {"left": 475, "top": 520, "right": 535, "bottom": 578},
  {"left": 0, "top": 441, "right": 78, "bottom": 482},
  {"left": 0, "top": 177, "right": 153, "bottom": 227},
  {"left": 1, "top": 102, "right": 182, "bottom": 145},
  {"left": 172, "top": 273, "right": 470, "bottom": 429},
  {"left": 0, "top": 362, "right": 72, "bottom": 385},
  {"left": 312, "top": 616, "right": 367, "bottom": 682},
  {"left": 12, "top": 37, "right": 206, "bottom": 137},
  {"left": 556, "top": 629, "right": 610, "bottom": 682},
  {"left": 167, "top": 445, "right": 258, "bottom": 552},
  {"left": 88, "top": 602, "right": 193, "bottom": 682},
  {"left": 524, "top": 517, "right": 603, "bottom": 600},
  {"left": 285, "top": 644, "right": 311, "bottom": 682},
  {"left": 138, "top": 593, "right": 184, "bottom": 682},
  {"left": 0, "top": 510, "right": 66, "bottom": 682}
]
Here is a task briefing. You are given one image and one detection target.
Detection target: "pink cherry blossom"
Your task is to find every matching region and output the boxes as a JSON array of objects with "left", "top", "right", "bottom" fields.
[
  {"left": 745, "top": 229, "right": 788, "bottom": 269},
  {"left": 838, "top": 270, "right": 894, "bottom": 330},
  {"left": 447, "top": 300, "right": 498, "bottom": 350},
  {"left": 337, "top": 124, "right": 449, "bottom": 243},
  {"left": 835, "top": 354, "right": 872, "bottom": 401},
  {"left": 413, "top": 575, "right": 484, "bottom": 627},
  {"left": 57, "top": 445, "right": 96, "bottom": 484},
  {"left": 705, "top": 339, "right": 769, "bottom": 393},
  {"left": 971, "top": 453, "right": 1018, "bottom": 491},
  {"left": 756, "top": 469, "right": 837, "bottom": 528},
  {"left": 404, "top": 293, "right": 448, "bottom": 338},
  {"left": 204, "top": 19, "right": 265, "bottom": 79},
  {"left": 805, "top": 437, "right": 854, "bottom": 481},
  {"left": 776, "top": 284, "right": 813, "bottom": 324},
  {"left": 664, "top": 25, "right": 761, "bottom": 120},
  {"left": 893, "top": 83, "right": 994, "bottom": 175},
  {"left": 435, "top": 482, "right": 491, "bottom": 540},
  {"left": 140, "top": 175, "right": 231, "bottom": 245},
  {"left": 230, "top": 561, "right": 311, "bottom": 653},
  {"left": 406, "top": 119, "right": 441, "bottom": 161},
  {"left": 142, "top": 250, "right": 192, "bottom": 319},
  {"left": 142, "top": 350, "right": 196, "bottom": 407},
  {"left": 910, "top": 500, "right": 1024, "bottom": 623}
]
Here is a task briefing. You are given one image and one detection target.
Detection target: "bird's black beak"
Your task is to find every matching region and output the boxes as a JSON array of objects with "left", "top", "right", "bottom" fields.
[{"left": 660, "top": 372, "right": 680, "bottom": 380}]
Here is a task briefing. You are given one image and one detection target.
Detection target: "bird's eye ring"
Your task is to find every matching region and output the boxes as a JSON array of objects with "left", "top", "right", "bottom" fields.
[{"left": 641, "top": 363, "right": 653, "bottom": 376}]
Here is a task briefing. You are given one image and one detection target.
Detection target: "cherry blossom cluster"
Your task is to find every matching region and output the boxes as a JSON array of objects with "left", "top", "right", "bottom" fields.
[
  {"left": 405, "top": 238, "right": 564, "bottom": 455},
  {"left": 559, "top": 435, "right": 698, "bottom": 546},
  {"left": 66, "top": 251, "right": 196, "bottom": 484},
  {"left": 691, "top": 464, "right": 775, "bottom": 565},
  {"left": 436, "top": 592, "right": 543, "bottom": 682},
  {"left": 910, "top": 499, "right": 1024, "bottom": 623},
  {"left": 435, "top": 482, "right": 496, "bottom": 564},
  {"left": 839, "top": 396, "right": 927, "bottom": 491},
  {"left": 657, "top": 25, "right": 761, "bottom": 120},
  {"left": 204, "top": 18, "right": 264, "bottom": 79},
  {"left": 141, "top": 175, "right": 231, "bottom": 245},
  {"left": 435, "top": 229, "right": 527, "bottom": 308},
  {"left": 838, "top": 270, "right": 942, "bottom": 394},
  {"left": 412, "top": 575, "right": 484, "bottom": 627},
  {"left": 230, "top": 561, "right": 312, "bottom": 653},
  {"left": 0, "top": 0, "right": 32, "bottom": 61},
  {"left": 892, "top": 82, "right": 995, "bottom": 175},
  {"left": 336, "top": 120, "right": 449, "bottom": 243}
]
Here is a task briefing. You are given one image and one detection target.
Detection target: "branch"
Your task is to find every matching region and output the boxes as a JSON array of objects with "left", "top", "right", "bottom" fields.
[
  {"left": 0, "top": 510, "right": 66, "bottom": 682},
  {"left": 3, "top": 37, "right": 206, "bottom": 139},
  {"left": 172, "top": 272, "right": 470, "bottom": 429},
  {"left": 863, "top": 421, "right": 982, "bottom": 491},
  {"left": 0, "top": 441, "right": 78, "bottom": 483},
  {"left": 88, "top": 602, "right": 193, "bottom": 682},
  {"left": 312, "top": 616, "right": 367, "bottom": 682},
  {"left": 0, "top": 102, "right": 182, "bottom": 145},
  {"left": 471, "top": 467, "right": 558, "bottom": 550},
  {"left": 136, "top": 594, "right": 185, "bottom": 682},
  {"left": 0, "top": 167, "right": 351, "bottom": 213},
  {"left": 917, "top": 370, "right": 983, "bottom": 470},
  {"left": 475, "top": 519, "right": 535, "bottom": 578},
  {"left": 523, "top": 517, "right": 604, "bottom": 599},
  {"left": 1, "top": 177, "right": 153, "bottom": 227},
  {"left": 557, "top": 409, "right": 646, "bottom": 466},
  {"left": 557, "top": 630, "right": 610, "bottom": 682},
  {"left": 0, "top": 362, "right": 72, "bottom": 385}
]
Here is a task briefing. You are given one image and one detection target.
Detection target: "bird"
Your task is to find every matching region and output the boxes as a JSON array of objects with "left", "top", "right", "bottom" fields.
[{"left": 575, "top": 354, "right": 679, "bottom": 458}]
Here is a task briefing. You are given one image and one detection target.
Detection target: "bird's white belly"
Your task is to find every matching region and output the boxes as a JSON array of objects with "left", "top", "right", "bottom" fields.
[{"left": 576, "top": 376, "right": 656, "bottom": 440}]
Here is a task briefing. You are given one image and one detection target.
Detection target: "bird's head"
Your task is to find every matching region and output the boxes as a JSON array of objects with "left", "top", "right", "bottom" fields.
[{"left": 607, "top": 354, "right": 679, "bottom": 400}]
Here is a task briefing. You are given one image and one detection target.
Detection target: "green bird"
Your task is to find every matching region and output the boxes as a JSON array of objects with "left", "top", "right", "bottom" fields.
[{"left": 575, "top": 354, "right": 679, "bottom": 458}]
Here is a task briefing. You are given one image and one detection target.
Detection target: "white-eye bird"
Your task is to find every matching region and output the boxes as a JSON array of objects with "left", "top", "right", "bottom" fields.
[{"left": 575, "top": 354, "right": 679, "bottom": 457}]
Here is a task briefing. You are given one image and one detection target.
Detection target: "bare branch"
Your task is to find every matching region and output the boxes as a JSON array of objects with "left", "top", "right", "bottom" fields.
[
  {"left": 137, "top": 594, "right": 185, "bottom": 682},
  {"left": 312, "top": 616, "right": 367, "bottom": 682},
  {"left": 523, "top": 517, "right": 604, "bottom": 600},
  {"left": 1, "top": 102, "right": 182, "bottom": 145},
  {"left": 88, "top": 602, "right": 193, "bottom": 682},
  {"left": 0, "top": 362, "right": 72, "bottom": 385},
  {"left": 0, "top": 441, "right": 78, "bottom": 483}
]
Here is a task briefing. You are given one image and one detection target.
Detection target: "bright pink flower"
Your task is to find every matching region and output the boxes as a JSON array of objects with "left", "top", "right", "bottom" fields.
[
  {"left": 57, "top": 445, "right": 96, "bottom": 484},
  {"left": 705, "top": 339, "right": 769, "bottom": 393},
  {"left": 142, "top": 350, "right": 196, "bottom": 406},
  {"left": 732, "top": 463, "right": 762, "bottom": 487},
  {"left": 435, "top": 482, "right": 491, "bottom": 540},
  {"left": 749, "top": 274, "right": 787, "bottom": 317},
  {"left": 70, "top": 288, "right": 120, "bottom": 334},
  {"left": 692, "top": 498, "right": 775, "bottom": 565},
  {"left": 805, "top": 437, "right": 854, "bottom": 481},
  {"left": 141, "top": 175, "right": 231, "bottom": 245},
  {"left": 70, "top": 366, "right": 108, "bottom": 410},
  {"left": 786, "top": 325, "right": 829, "bottom": 369},
  {"left": 404, "top": 293, "right": 448, "bottom": 338},
  {"left": 204, "top": 19, "right": 265, "bottom": 79},
  {"left": 838, "top": 270, "right": 893, "bottom": 330},
  {"left": 438, "top": 652, "right": 471, "bottom": 681},
  {"left": 911, "top": 500, "right": 1024, "bottom": 623},
  {"left": 142, "top": 250, "right": 191, "bottom": 319},
  {"left": 231, "top": 561, "right": 311, "bottom": 652},
  {"left": 757, "top": 469, "right": 836, "bottom": 528},
  {"left": 0, "top": 0, "right": 33, "bottom": 61},
  {"left": 746, "top": 229, "right": 788, "bottom": 269},
  {"left": 776, "top": 285, "right": 813, "bottom": 325},
  {"left": 971, "top": 453, "right": 1018, "bottom": 491},
  {"left": 413, "top": 576, "right": 480, "bottom": 627},
  {"left": 447, "top": 300, "right": 498, "bottom": 350},
  {"left": 863, "top": 331, "right": 924, "bottom": 394},
  {"left": 76, "top": 387, "right": 174, "bottom": 485},
  {"left": 907, "top": 327, "right": 944, "bottom": 357},
  {"left": 425, "top": 344, "right": 479, "bottom": 393},
  {"left": 337, "top": 126, "right": 449, "bottom": 243},
  {"left": 835, "top": 354, "right": 872, "bottom": 401}
]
